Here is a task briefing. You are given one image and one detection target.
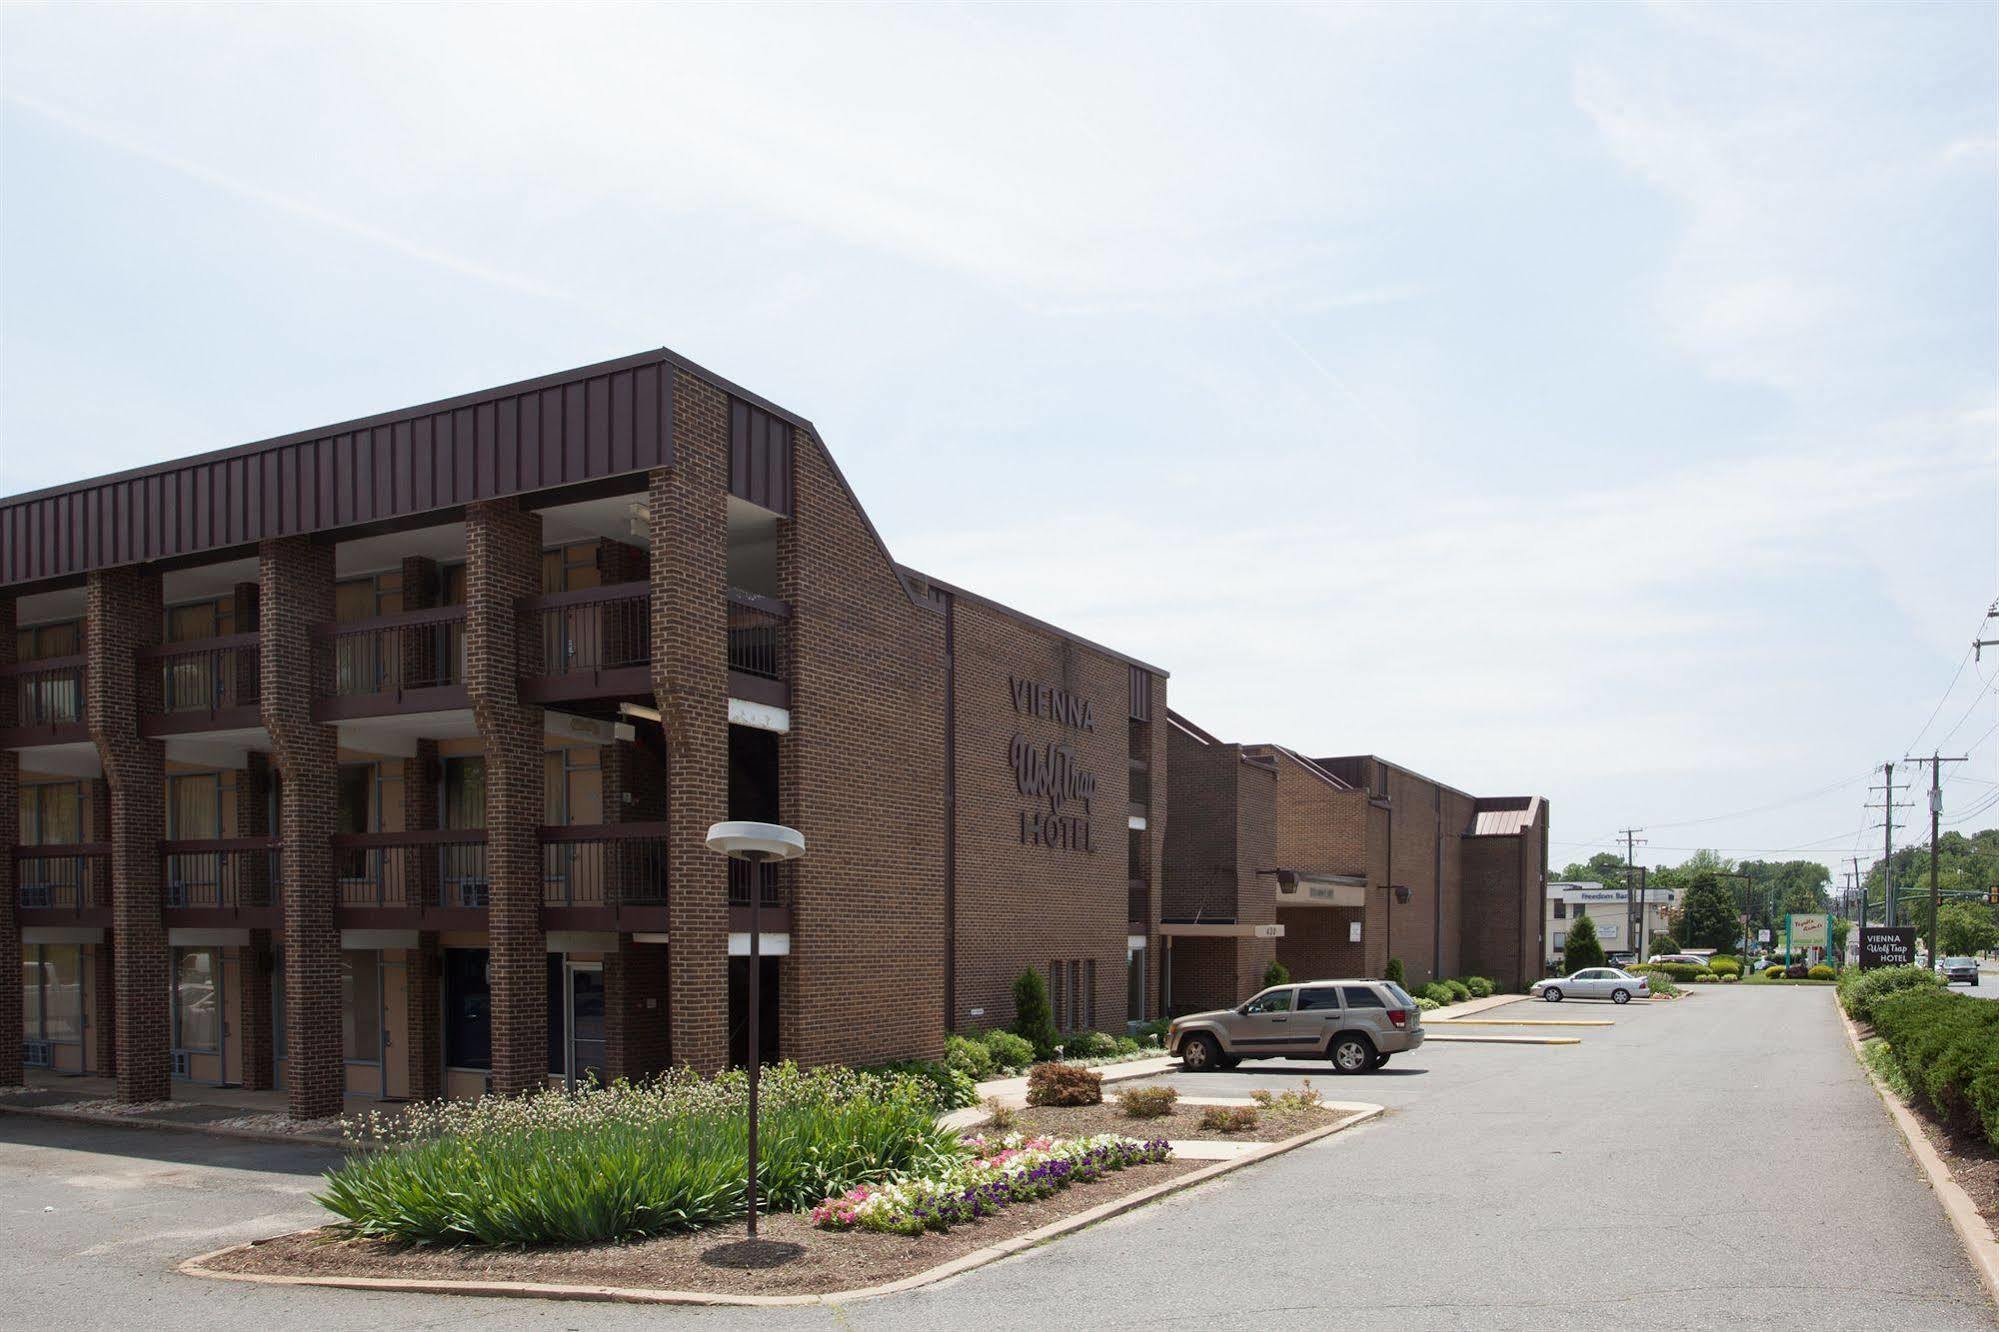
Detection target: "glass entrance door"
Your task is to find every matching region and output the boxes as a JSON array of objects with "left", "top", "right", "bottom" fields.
[{"left": 566, "top": 963, "right": 605, "bottom": 1089}]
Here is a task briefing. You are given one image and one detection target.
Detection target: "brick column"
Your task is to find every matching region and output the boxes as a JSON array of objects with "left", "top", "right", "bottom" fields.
[
  {"left": 234, "top": 752, "right": 274, "bottom": 1088},
  {"left": 87, "top": 568, "right": 169, "bottom": 1104},
  {"left": 466, "top": 499, "right": 546, "bottom": 1095},
  {"left": 650, "top": 372, "right": 732, "bottom": 1072},
  {"left": 405, "top": 932, "right": 442, "bottom": 1100},
  {"left": 259, "top": 537, "right": 342, "bottom": 1120},
  {"left": 406, "top": 738, "right": 440, "bottom": 906},
  {"left": 604, "top": 943, "right": 670, "bottom": 1081},
  {"left": 90, "top": 940, "right": 117, "bottom": 1075},
  {"left": 0, "top": 592, "right": 18, "bottom": 1087},
  {"left": 86, "top": 777, "right": 112, "bottom": 925}
]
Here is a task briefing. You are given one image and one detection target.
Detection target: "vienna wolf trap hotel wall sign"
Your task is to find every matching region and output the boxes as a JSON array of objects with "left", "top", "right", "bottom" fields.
[{"left": 1008, "top": 675, "right": 1097, "bottom": 852}]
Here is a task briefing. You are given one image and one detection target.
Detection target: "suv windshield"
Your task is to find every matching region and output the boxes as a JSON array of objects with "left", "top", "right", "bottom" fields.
[{"left": 1382, "top": 982, "right": 1416, "bottom": 1009}]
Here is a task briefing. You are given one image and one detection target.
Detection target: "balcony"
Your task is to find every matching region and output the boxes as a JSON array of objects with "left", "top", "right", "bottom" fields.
[
  {"left": 540, "top": 822, "right": 671, "bottom": 929},
  {"left": 140, "top": 636, "right": 261, "bottom": 736},
  {"left": 163, "top": 838, "right": 280, "bottom": 923},
  {"left": 727, "top": 857, "right": 791, "bottom": 932},
  {"left": 520, "top": 582, "right": 653, "bottom": 704},
  {"left": 314, "top": 606, "right": 468, "bottom": 720},
  {"left": 331, "top": 829, "right": 488, "bottom": 924},
  {"left": 0, "top": 656, "right": 87, "bottom": 747},
  {"left": 13, "top": 843, "right": 110, "bottom": 919},
  {"left": 726, "top": 589, "right": 788, "bottom": 706}
]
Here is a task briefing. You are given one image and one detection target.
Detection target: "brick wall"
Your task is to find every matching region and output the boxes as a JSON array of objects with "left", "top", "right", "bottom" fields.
[
  {"left": 1162, "top": 725, "right": 1243, "bottom": 922},
  {"left": 465, "top": 498, "right": 547, "bottom": 1095},
  {"left": 259, "top": 537, "right": 342, "bottom": 1119},
  {"left": 951, "top": 597, "right": 1132, "bottom": 1036},
  {"left": 605, "top": 941, "right": 671, "bottom": 1078},
  {"left": 0, "top": 591, "right": 17, "bottom": 1086},
  {"left": 406, "top": 932, "right": 442, "bottom": 1100},
  {"left": 87, "top": 567, "right": 170, "bottom": 1104},
  {"left": 651, "top": 373, "right": 732, "bottom": 1072},
  {"left": 781, "top": 426, "right": 947, "bottom": 1065}
]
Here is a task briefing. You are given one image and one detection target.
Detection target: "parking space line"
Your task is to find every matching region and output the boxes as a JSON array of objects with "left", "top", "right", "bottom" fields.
[{"left": 1422, "top": 1033, "right": 1583, "bottom": 1045}]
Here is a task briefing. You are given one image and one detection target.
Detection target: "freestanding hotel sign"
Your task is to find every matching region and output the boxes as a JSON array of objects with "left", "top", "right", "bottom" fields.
[
  {"left": 1785, "top": 913, "right": 1829, "bottom": 960},
  {"left": 1858, "top": 926, "right": 1916, "bottom": 970}
]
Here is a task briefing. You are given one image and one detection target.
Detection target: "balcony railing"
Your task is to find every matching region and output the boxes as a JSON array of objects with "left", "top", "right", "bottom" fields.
[
  {"left": 3, "top": 655, "right": 86, "bottom": 728},
  {"left": 727, "top": 589, "right": 787, "bottom": 681},
  {"left": 728, "top": 857, "right": 784, "bottom": 908},
  {"left": 163, "top": 838, "right": 279, "bottom": 909},
  {"left": 528, "top": 582, "right": 651, "bottom": 680},
  {"left": 317, "top": 606, "right": 467, "bottom": 701},
  {"left": 144, "top": 635, "right": 261, "bottom": 715},
  {"left": 13, "top": 843, "right": 109, "bottom": 910},
  {"left": 540, "top": 822, "right": 668, "bottom": 907},
  {"left": 331, "top": 829, "right": 488, "bottom": 908}
]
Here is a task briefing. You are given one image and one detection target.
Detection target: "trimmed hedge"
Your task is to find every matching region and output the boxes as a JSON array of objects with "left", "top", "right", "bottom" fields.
[
  {"left": 1707, "top": 957, "right": 1742, "bottom": 978},
  {"left": 1837, "top": 964, "right": 1944, "bottom": 1025},
  {"left": 1635, "top": 961, "right": 1712, "bottom": 982},
  {"left": 1808, "top": 964, "right": 1836, "bottom": 980},
  {"left": 1870, "top": 988, "right": 1999, "bottom": 1150}
]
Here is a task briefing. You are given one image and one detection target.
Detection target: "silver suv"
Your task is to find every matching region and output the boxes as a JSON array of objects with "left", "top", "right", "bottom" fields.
[{"left": 1166, "top": 979, "right": 1424, "bottom": 1074}]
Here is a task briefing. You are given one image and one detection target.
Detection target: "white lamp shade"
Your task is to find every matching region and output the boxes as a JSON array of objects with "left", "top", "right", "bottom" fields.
[{"left": 704, "top": 821, "right": 806, "bottom": 861}]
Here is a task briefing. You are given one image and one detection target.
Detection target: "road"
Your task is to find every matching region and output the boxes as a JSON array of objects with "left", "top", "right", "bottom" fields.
[{"left": 0, "top": 986, "right": 1991, "bottom": 1330}]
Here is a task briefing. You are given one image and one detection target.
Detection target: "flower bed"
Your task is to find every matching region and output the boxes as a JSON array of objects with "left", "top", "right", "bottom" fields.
[{"left": 812, "top": 1132, "right": 1170, "bottom": 1236}]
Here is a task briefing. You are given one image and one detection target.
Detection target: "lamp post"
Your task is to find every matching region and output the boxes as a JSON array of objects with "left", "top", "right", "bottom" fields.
[{"left": 705, "top": 820, "right": 805, "bottom": 1241}]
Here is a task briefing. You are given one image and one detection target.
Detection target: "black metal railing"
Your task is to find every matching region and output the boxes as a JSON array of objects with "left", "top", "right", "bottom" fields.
[
  {"left": 3, "top": 656, "right": 86, "bottom": 727},
  {"left": 726, "top": 589, "right": 787, "bottom": 681},
  {"left": 317, "top": 606, "right": 467, "bottom": 700},
  {"left": 539, "top": 823, "right": 669, "bottom": 907},
  {"left": 727, "top": 857, "right": 783, "bottom": 908},
  {"left": 528, "top": 582, "right": 651, "bottom": 678},
  {"left": 146, "top": 636, "right": 261, "bottom": 714},
  {"left": 13, "top": 843, "right": 109, "bottom": 910},
  {"left": 331, "top": 829, "right": 488, "bottom": 908},
  {"left": 163, "top": 839, "right": 279, "bottom": 909}
]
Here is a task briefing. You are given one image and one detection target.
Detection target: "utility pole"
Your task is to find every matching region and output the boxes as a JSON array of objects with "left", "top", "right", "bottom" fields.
[
  {"left": 1867, "top": 765, "right": 1911, "bottom": 928},
  {"left": 1903, "top": 752, "right": 1967, "bottom": 966},
  {"left": 1637, "top": 866, "right": 1651, "bottom": 959},
  {"left": 1620, "top": 829, "right": 1645, "bottom": 962}
]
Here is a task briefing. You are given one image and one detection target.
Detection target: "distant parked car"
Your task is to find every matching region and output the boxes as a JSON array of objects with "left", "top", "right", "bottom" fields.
[
  {"left": 1167, "top": 979, "right": 1425, "bottom": 1074},
  {"left": 1605, "top": 951, "right": 1637, "bottom": 968},
  {"left": 1530, "top": 968, "right": 1651, "bottom": 1004},
  {"left": 1650, "top": 953, "right": 1709, "bottom": 968},
  {"left": 1938, "top": 956, "right": 1980, "bottom": 985}
]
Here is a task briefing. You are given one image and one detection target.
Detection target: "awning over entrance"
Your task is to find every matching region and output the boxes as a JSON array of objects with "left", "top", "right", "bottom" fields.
[{"left": 1273, "top": 870, "right": 1368, "bottom": 909}]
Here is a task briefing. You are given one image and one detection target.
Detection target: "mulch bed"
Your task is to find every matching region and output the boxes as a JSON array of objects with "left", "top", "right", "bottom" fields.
[
  {"left": 1009, "top": 1101, "right": 1345, "bottom": 1143},
  {"left": 201, "top": 1158, "right": 1201, "bottom": 1297}
]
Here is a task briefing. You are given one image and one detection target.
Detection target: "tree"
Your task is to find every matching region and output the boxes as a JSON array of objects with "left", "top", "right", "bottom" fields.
[
  {"left": 1830, "top": 917, "right": 1852, "bottom": 959},
  {"left": 1010, "top": 968, "right": 1059, "bottom": 1060},
  {"left": 1385, "top": 957, "right": 1406, "bottom": 986},
  {"left": 1678, "top": 870, "right": 1741, "bottom": 951},
  {"left": 1936, "top": 901, "right": 1999, "bottom": 957},
  {"left": 1564, "top": 914, "right": 1606, "bottom": 972},
  {"left": 1647, "top": 932, "right": 1679, "bottom": 958},
  {"left": 1262, "top": 959, "right": 1291, "bottom": 989}
]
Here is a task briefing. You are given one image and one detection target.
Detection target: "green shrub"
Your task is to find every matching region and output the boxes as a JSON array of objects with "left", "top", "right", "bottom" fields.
[
  {"left": 1463, "top": 976, "right": 1495, "bottom": 998},
  {"left": 1025, "top": 1062, "right": 1103, "bottom": 1107},
  {"left": 1060, "top": 1030, "right": 1117, "bottom": 1059},
  {"left": 1645, "top": 974, "right": 1682, "bottom": 997},
  {"left": 1644, "top": 962, "right": 1711, "bottom": 982},
  {"left": 1648, "top": 933, "right": 1680, "bottom": 957},
  {"left": 1113, "top": 1085, "right": 1179, "bottom": 1119},
  {"left": 1011, "top": 968, "right": 1060, "bottom": 1060},
  {"left": 944, "top": 1033, "right": 995, "bottom": 1083},
  {"left": 1262, "top": 959, "right": 1291, "bottom": 988},
  {"left": 1764, "top": 966, "right": 1786, "bottom": 980},
  {"left": 1808, "top": 964, "right": 1836, "bottom": 980},
  {"left": 862, "top": 1060, "right": 978, "bottom": 1110},
  {"left": 1134, "top": 1018, "right": 1171, "bottom": 1048},
  {"left": 1690, "top": 972, "right": 1718, "bottom": 983},
  {"left": 1707, "top": 957, "right": 1742, "bottom": 978},
  {"left": 981, "top": 1029, "right": 1036, "bottom": 1073},
  {"left": 1250, "top": 1082, "right": 1324, "bottom": 1115},
  {"left": 1415, "top": 996, "right": 1439, "bottom": 1012},
  {"left": 981, "top": 1096, "right": 1017, "bottom": 1132},
  {"left": 1385, "top": 957, "right": 1406, "bottom": 985},
  {"left": 1443, "top": 979, "right": 1472, "bottom": 1003},
  {"left": 1721, "top": 974, "right": 1739, "bottom": 983},
  {"left": 319, "top": 1067, "right": 956, "bottom": 1246},
  {"left": 1198, "top": 1105, "right": 1260, "bottom": 1133},
  {"left": 1111, "top": 1035, "right": 1142, "bottom": 1056},
  {"left": 1564, "top": 915, "right": 1607, "bottom": 972},
  {"left": 1871, "top": 988, "right": 1999, "bottom": 1147},
  {"left": 1838, "top": 964, "right": 1944, "bottom": 1025},
  {"left": 1420, "top": 982, "right": 1454, "bottom": 1005}
]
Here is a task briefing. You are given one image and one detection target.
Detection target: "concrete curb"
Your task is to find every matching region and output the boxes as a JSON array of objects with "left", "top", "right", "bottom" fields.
[
  {"left": 1838, "top": 1003, "right": 1999, "bottom": 1314},
  {"left": 0, "top": 1100, "right": 346, "bottom": 1150},
  {"left": 178, "top": 1103, "right": 1386, "bottom": 1307},
  {"left": 1420, "top": 993, "right": 1530, "bottom": 1020}
]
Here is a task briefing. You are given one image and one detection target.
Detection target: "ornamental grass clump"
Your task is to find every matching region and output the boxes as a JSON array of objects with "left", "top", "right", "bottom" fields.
[{"left": 320, "top": 1064, "right": 959, "bottom": 1247}]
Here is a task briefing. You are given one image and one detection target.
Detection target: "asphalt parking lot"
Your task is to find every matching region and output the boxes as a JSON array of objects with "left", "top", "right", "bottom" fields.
[{"left": 0, "top": 986, "right": 1990, "bottom": 1330}]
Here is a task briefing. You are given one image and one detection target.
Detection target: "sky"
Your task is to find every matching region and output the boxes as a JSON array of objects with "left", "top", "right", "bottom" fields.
[{"left": 2, "top": 3, "right": 1994, "bottom": 885}]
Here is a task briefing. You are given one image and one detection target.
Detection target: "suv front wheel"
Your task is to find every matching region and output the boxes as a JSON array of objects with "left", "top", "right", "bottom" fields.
[
  {"left": 1329, "top": 1033, "right": 1376, "bottom": 1074},
  {"left": 1180, "top": 1033, "right": 1224, "bottom": 1072}
]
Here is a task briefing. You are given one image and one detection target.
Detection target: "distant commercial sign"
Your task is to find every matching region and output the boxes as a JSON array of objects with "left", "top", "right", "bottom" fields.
[
  {"left": 1787, "top": 914, "right": 1829, "bottom": 950},
  {"left": 1859, "top": 927, "right": 1917, "bottom": 970}
]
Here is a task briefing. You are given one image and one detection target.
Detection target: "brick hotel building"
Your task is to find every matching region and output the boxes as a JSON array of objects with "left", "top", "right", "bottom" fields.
[{"left": 1, "top": 349, "right": 1166, "bottom": 1118}]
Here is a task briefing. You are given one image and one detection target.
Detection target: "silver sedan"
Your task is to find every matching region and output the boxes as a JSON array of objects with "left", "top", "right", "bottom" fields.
[{"left": 1531, "top": 967, "right": 1651, "bottom": 1004}]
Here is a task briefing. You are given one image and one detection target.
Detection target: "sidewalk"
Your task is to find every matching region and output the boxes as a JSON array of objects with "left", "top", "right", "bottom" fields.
[{"left": 0, "top": 1070, "right": 367, "bottom": 1147}]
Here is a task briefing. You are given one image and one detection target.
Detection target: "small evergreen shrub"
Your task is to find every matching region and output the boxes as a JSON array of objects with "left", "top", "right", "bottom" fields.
[
  {"left": 1443, "top": 979, "right": 1472, "bottom": 1003},
  {"left": 1111, "top": 1035, "right": 1142, "bottom": 1056},
  {"left": 1011, "top": 968, "right": 1060, "bottom": 1060},
  {"left": 1564, "top": 915, "right": 1607, "bottom": 972},
  {"left": 1134, "top": 1018, "right": 1171, "bottom": 1047},
  {"left": 1463, "top": 976, "right": 1495, "bottom": 998},
  {"left": 1385, "top": 957, "right": 1406, "bottom": 985},
  {"left": 1764, "top": 966, "right": 1786, "bottom": 980},
  {"left": 1808, "top": 964, "right": 1836, "bottom": 980},
  {"left": 1060, "top": 1030, "right": 1118, "bottom": 1059},
  {"left": 981, "top": 1029, "right": 1035, "bottom": 1073},
  {"left": 1113, "top": 1085, "right": 1179, "bottom": 1119},
  {"left": 1025, "top": 1063, "right": 1103, "bottom": 1107},
  {"left": 1262, "top": 959, "right": 1292, "bottom": 988},
  {"left": 1198, "top": 1105, "right": 1260, "bottom": 1134},
  {"left": 1420, "top": 982, "right": 1454, "bottom": 1005}
]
